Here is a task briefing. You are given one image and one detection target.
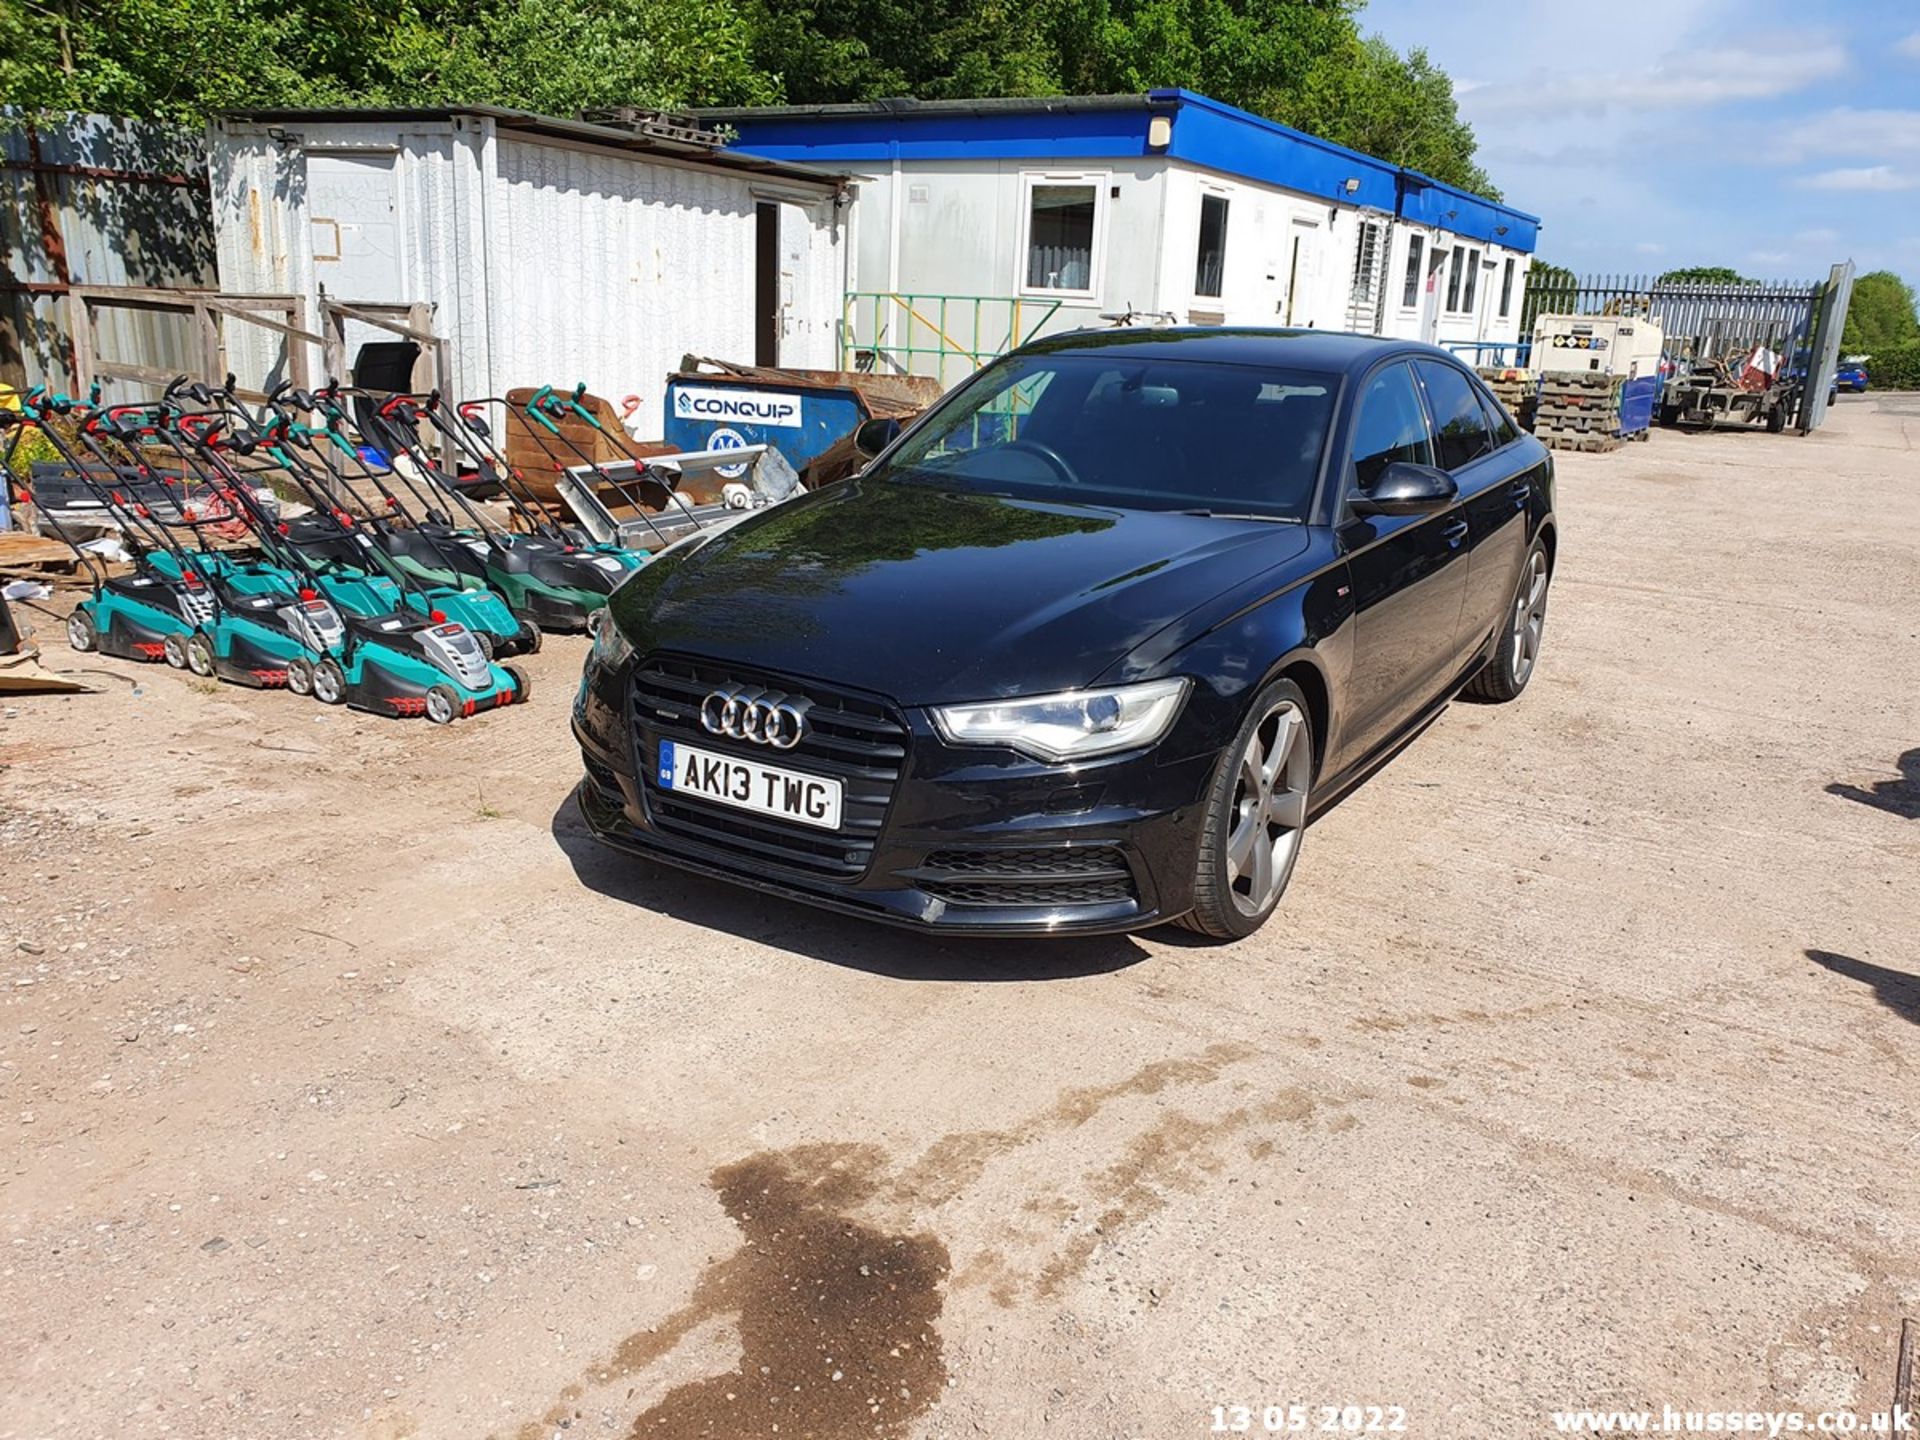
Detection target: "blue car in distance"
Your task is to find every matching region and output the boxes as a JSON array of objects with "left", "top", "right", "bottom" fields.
[{"left": 1835, "top": 363, "right": 1869, "bottom": 393}]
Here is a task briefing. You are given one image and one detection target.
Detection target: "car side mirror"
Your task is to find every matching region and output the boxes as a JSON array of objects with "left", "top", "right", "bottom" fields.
[
  {"left": 853, "top": 416, "right": 901, "bottom": 457},
  {"left": 1350, "top": 461, "right": 1457, "bottom": 517}
]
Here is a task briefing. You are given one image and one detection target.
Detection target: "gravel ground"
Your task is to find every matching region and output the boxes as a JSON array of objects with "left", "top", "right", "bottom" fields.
[{"left": 2, "top": 393, "right": 1916, "bottom": 1440}]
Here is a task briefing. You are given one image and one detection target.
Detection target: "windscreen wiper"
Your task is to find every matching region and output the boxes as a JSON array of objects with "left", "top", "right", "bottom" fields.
[{"left": 1171, "top": 508, "right": 1301, "bottom": 523}]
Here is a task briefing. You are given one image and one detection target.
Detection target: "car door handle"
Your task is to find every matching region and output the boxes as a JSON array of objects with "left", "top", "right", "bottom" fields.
[
  {"left": 1443, "top": 518, "right": 1470, "bottom": 546},
  {"left": 1505, "top": 482, "right": 1531, "bottom": 508}
]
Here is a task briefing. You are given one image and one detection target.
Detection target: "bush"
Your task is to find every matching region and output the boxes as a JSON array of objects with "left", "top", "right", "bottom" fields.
[
  {"left": 3, "top": 417, "right": 66, "bottom": 485},
  {"left": 1865, "top": 342, "right": 1920, "bottom": 391}
]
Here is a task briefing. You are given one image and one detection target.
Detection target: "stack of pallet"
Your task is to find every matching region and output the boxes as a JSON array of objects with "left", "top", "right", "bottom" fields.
[
  {"left": 1477, "top": 367, "right": 1537, "bottom": 433},
  {"left": 1530, "top": 371, "right": 1630, "bottom": 452}
]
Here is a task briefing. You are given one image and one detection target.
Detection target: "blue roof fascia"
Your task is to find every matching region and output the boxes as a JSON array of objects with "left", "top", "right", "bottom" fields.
[
  {"left": 1396, "top": 170, "right": 1540, "bottom": 251},
  {"left": 1153, "top": 88, "right": 1400, "bottom": 211},
  {"left": 722, "top": 88, "right": 1542, "bottom": 251},
  {"left": 718, "top": 105, "right": 1159, "bottom": 166},
  {"left": 1155, "top": 89, "right": 1540, "bottom": 250}
]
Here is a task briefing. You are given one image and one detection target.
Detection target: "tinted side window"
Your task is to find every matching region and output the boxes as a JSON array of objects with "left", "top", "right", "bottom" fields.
[
  {"left": 1416, "top": 360, "right": 1494, "bottom": 470},
  {"left": 1476, "top": 381, "right": 1520, "bottom": 447},
  {"left": 1349, "top": 362, "right": 1434, "bottom": 491}
]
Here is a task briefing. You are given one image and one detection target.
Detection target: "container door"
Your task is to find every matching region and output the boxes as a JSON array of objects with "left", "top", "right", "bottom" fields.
[
  {"left": 1283, "top": 216, "right": 1321, "bottom": 326},
  {"left": 755, "top": 202, "right": 779, "bottom": 367},
  {"left": 1253, "top": 204, "right": 1288, "bottom": 321},
  {"left": 306, "top": 151, "right": 405, "bottom": 373},
  {"left": 1419, "top": 243, "right": 1445, "bottom": 344}
]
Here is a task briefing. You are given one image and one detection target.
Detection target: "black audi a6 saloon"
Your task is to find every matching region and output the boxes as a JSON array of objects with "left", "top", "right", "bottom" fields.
[{"left": 573, "top": 328, "right": 1555, "bottom": 939}]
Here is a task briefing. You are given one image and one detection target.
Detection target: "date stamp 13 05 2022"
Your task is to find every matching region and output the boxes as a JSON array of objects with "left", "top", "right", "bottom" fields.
[{"left": 1211, "top": 1404, "right": 1411, "bottom": 1434}]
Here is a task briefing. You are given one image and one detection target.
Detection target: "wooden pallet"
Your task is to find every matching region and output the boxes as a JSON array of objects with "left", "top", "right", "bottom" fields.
[
  {"left": 1538, "top": 369, "right": 1623, "bottom": 393},
  {"left": 1541, "top": 432, "right": 1623, "bottom": 453},
  {"left": 0, "top": 532, "right": 78, "bottom": 569},
  {"left": 1536, "top": 392, "right": 1622, "bottom": 414}
]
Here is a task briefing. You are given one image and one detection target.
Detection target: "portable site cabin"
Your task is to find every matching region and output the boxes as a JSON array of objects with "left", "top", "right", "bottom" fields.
[
  {"left": 704, "top": 91, "right": 1541, "bottom": 383},
  {"left": 207, "top": 107, "right": 851, "bottom": 434}
]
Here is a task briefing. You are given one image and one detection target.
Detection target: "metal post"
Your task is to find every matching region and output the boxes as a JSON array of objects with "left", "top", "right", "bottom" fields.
[
  {"left": 66, "top": 292, "right": 95, "bottom": 397},
  {"left": 198, "top": 297, "right": 223, "bottom": 386},
  {"left": 26, "top": 126, "right": 75, "bottom": 386}
]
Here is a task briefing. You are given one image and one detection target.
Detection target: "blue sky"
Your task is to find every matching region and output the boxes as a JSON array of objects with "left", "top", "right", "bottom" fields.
[{"left": 1362, "top": 0, "right": 1920, "bottom": 290}]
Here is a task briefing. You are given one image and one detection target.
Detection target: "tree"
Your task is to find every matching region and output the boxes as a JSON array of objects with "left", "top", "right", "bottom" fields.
[
  {"left": 1657, "top": 266, "right": 1749, "bottom": 284},
  {"left": 0, "top": 0, "right": 776, "bottom": 121},
  {"left": 0, "top": 0, "right": 1505, "bottom": 200},
  {"left": 739, "top": 0, "right": 1058, "bottom": 105},
  {"left": 1840, "top": 271, "right": 1920, "bottom": 356},
  {"left": 1035, "top": 0, "right": 1495, "bottom": 195}
]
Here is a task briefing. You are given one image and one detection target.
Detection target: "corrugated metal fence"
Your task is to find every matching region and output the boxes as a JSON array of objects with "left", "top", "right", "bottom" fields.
[{"left": 1, "top": 113, "right": 216, "bottom": 395}]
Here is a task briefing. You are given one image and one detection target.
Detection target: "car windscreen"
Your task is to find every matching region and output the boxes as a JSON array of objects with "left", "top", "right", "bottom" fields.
[{"left": 872, "top": 352, "right": 1337, "bottom": 520}]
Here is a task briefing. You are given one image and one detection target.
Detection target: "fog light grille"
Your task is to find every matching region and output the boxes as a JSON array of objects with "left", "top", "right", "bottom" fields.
[{"left": 916, "top": 847, "right": 1135, "bottom": 908}]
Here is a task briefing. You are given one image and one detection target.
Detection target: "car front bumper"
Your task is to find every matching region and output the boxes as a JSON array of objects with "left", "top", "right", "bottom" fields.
[{"left": 571, "top": 653, "right": 1219, "bottom": 936}]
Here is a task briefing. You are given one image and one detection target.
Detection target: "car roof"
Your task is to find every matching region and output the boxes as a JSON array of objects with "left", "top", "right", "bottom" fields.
[{"left": 1020, "top": 326, "right": 1454, "bottom": 376}]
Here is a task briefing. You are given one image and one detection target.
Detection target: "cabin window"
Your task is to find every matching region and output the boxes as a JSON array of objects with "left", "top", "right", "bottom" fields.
[
  {"left": 1402, "top": 234, "right": 1424, "bottom": 309},
  {"left": 1022, "top": 175, "right": 1104, "bottom": 295},
  {"left": 1498, "top": 257, "right": 1516, "bottom": 318}
]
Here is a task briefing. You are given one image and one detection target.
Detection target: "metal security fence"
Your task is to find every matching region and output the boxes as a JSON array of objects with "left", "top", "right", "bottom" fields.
[
  {"left": 1522, "top": 271, "right": 1823, "bottom": 360},
  {"left": 1517, "top": 264, "right": 1856, "bottom": 434}
]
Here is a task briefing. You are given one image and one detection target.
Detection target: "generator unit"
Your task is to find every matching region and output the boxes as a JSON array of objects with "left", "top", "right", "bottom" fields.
[
  {"left": 1532, "top": 314, "right": 1664, "bottom": 379},
  {"left": 1528, "top": 314, "right": 1665, "bottom": 448}
]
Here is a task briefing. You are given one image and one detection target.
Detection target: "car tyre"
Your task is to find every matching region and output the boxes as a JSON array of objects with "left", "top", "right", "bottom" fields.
[
  {"left": 1178, "top": 677, "right": 1314, "bottom": 942},
  {"left": 1466, "top": 539, "right": 1550, "bottom": 703}
]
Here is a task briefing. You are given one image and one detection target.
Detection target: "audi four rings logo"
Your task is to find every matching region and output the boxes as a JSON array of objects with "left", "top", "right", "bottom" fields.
[{"left": 699, "top": 688, "right": 810, "bottom": 749}]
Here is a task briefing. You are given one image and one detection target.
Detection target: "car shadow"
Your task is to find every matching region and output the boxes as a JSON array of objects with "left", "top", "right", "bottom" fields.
[
  {"left": 548, "top": 791, "right": 1151, "bottom": 981},
  {"left": 1826, "top": 747, "right": 1920, "bottom": 820},
  {"left": 1806, "top": 948, "right": 1920, "bottom": 1028}
]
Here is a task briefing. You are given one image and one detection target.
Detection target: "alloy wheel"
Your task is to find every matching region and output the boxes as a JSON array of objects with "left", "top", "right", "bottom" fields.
[
  {"left": 1225, "top": 699, "right": 1312, "bottom": 917},
  {"left": 1510, "top": 549, "right": 1549, "bottom": 687}
]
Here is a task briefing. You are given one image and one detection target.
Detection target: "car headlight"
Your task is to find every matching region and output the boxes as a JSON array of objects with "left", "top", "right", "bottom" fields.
[
  {"left": 931, "top": 678, "right": 1190, "bottom": 762},
  {"left": 587, "top": 609, "right": 634, "bottom": 670}
]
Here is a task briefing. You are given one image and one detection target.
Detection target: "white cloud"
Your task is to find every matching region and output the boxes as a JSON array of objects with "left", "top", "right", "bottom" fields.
[
  {"left": 1898, "top": 32, "right": 1920, "bottom": 60},
  {"left": 1464, "top": 37, "right": 1845, "bottom": 117},
  {"left": 1747, "top": 250, "right": 1791, "bottom": 267},
  {"left": 1794, "top": 227, "right": 1841, "bottom": 246},
  {"left": 1635, "top": 241, "right": 1667, "bottom": 255},
  {"left": 1777, "top": 108, "right": 1920, "bottom": 160},
  {"left": 1796, "top": 165, "right": 1919, "bottom": 191}
]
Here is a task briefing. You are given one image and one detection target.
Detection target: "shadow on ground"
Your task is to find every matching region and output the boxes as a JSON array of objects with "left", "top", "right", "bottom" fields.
[
  {"left": 1826, "top": 747, "right": 1920, "bottom": 820},
  {"left": 548, "top": 791, "right": 1151, "bottom": 981},
  {"left": 1806, "top": 948, "right": 1920, "bottom": 1028}
]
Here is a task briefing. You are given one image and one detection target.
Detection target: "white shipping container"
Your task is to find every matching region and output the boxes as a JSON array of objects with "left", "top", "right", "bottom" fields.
[{"left": 209, "top": 109, "right": 850, "bottom": 435}]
